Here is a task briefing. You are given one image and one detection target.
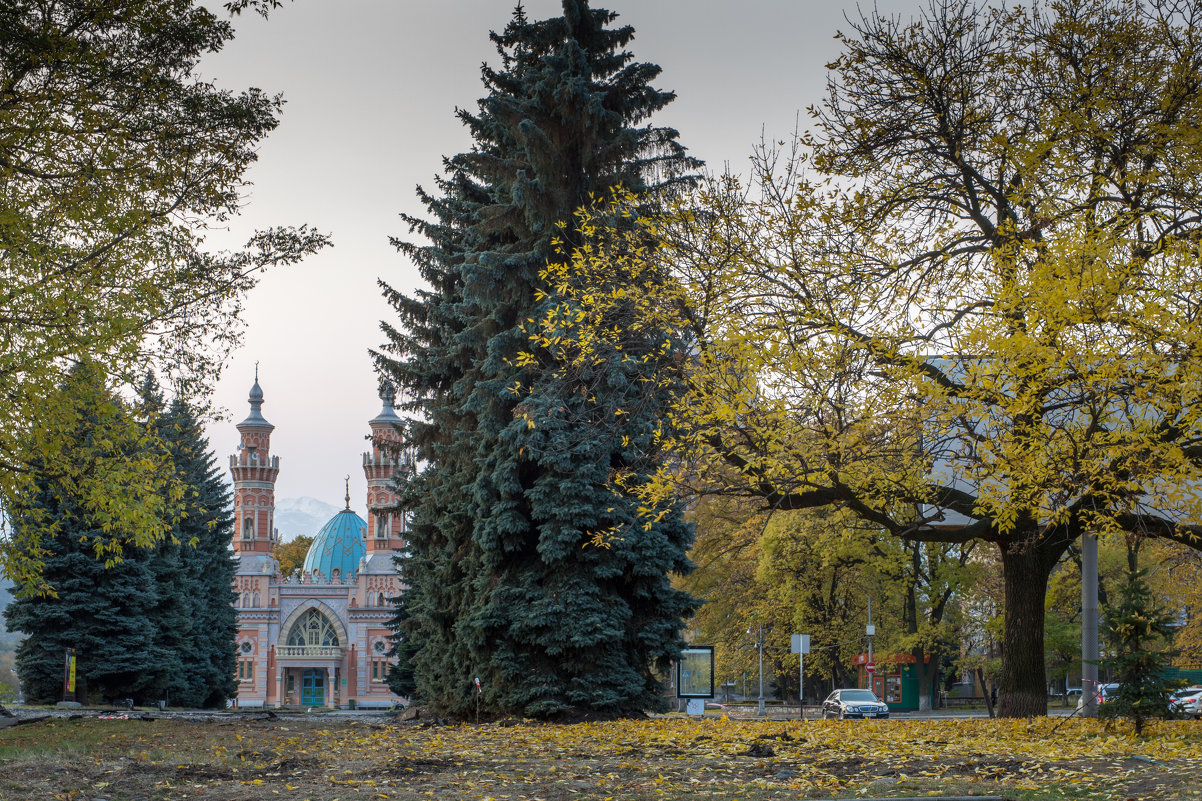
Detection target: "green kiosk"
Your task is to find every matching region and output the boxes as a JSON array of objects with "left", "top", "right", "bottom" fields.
[{"left": 854, "top": 653, "right": 936, "bottom": 712}]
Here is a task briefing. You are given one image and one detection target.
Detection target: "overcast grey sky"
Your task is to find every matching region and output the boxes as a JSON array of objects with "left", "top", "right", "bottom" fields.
[{"left": 198, "top": 0, "right": 914, "bottom": 512}]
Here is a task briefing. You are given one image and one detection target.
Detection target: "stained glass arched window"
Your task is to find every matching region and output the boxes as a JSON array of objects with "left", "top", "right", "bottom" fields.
[{"left": 287, "top": 608, "right": 340, "bottom": 648}]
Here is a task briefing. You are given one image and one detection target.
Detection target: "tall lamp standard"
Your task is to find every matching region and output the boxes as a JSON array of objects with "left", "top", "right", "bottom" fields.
[
  {"left": 749, "top": 624, "right": 765, "bottom": 717},
  {"left": 1081, "top": 533, "right": 1099, "bottom": 718}
]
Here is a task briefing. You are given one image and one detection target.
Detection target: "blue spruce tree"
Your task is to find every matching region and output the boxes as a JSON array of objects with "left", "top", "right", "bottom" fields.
[
  {"left": 6, "top": 370, "right": 237, "bottom": 707},
  {"left": 137, "top": 379, "right": 192, "bottom": 707},
  {"left": 156, "top": 396, "right": 239, "bottom": 708},
  {"left": 4, "top": 364, "right": 160, "bottom": 704},
  {"left": 377, "top": 0, "right": 699, "bottom": 718}
]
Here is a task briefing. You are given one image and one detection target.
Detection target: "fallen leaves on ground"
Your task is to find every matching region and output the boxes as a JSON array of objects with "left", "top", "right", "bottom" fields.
[{"left": 2, "top": 715, "right": 1200, "bottom": 800}]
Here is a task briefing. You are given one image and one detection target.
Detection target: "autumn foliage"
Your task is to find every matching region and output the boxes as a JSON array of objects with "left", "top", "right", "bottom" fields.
[{"left": 528, "top": 0, "right": 1202, "bottom": 718}]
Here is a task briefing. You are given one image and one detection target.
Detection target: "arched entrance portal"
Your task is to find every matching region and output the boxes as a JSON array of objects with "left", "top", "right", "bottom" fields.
[
  {"left": 287, "top": 608, "right": 340, "bottom": 649},
  {"left": 279, "top": 607, "right": 343, "bottom": 708}
]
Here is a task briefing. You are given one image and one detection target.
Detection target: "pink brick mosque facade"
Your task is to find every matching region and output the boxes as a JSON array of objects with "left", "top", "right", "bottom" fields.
[{"left": 228, "top": 378, "right": 408, "bottom": 708}]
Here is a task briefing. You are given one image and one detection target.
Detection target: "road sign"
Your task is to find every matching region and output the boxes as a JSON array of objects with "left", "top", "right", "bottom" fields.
[
  {"left": 865, "top": 661, "right": 875, "bottom": 674},
  {"left": 790, "top": 634, "right": 810, "bottom": 654}
]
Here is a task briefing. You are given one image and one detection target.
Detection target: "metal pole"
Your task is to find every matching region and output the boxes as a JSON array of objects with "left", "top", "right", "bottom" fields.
[
  {"left": 799, "top": 652, "right": 804, "bottom": 722},
  {"left": 866, "top": 597, "right": 875, "bottom": 694},
  {"left": 1082, "top": 532, "right": 1099, "bottom": 718},
  {"left": 867, "top": 597, "right": 874, "bottom": 663},
  {"left": 756, "top": 623, "right": 765, "bottom": 717}
]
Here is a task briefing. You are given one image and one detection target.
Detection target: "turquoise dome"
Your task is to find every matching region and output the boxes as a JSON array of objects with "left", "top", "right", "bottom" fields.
[{"left": 302, "top": 508, "right": 367, "bottom": 579}]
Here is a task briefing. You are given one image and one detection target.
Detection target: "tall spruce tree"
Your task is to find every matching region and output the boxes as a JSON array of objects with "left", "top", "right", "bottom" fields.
[
  {"left": 377, "top": 0, "right": 699, "bottom": 718},
  {"left": 3, "top": 364, "right": 163, "bottom": 704},
  {"left": 164, "top": 397, "right": 239, "bottom": 708},
  {"left": 4, "top": 369, "right": 237, "bottom": 707},
  {"left": 137, "top": 379, "right": 192, "bottom": 706},
  {"left": 150, "top": 396, "right": 239, "bottom": 708}
]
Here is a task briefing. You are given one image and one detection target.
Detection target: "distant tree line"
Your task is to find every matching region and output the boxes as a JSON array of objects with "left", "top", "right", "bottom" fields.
[{"left": 3, "top": 365, "right": 238, "bottom": 707}]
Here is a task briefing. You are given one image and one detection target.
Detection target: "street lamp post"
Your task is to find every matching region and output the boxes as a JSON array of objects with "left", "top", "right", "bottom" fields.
[
  {"left": 867, "top": 597, "right": 875, "bottom": 662},
  {"left": 757, "top": 623, "right": 765, "bottom": 717},
  {"left": 749, "top": 624, "right": 766, "bottom": 717},
  {"left": 1082, "top": 533, "right": 1099, "bottom": 718}
]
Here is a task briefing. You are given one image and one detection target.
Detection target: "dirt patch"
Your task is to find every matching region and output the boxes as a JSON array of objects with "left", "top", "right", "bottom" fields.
[{"left": 373, "top": 757, "right": 459, "bottom": 776}]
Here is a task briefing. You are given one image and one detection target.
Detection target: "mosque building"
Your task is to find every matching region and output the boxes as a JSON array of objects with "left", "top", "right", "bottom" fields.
[{"left": 227, "top": 376, "right": 408, "bottom": 708}]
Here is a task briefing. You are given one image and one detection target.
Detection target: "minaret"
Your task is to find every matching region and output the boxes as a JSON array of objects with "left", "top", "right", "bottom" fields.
[
  {"left": 363, "top": 382, "right": 408, "bottom": 553},
  {"left": 229, "top": 368, "right": 280, "bottom": 555}
]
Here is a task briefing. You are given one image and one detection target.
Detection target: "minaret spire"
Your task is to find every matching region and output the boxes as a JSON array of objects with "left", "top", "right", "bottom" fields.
[
  {"left": 240, "top": 366, "right": 272, "bottom": 429},
  {"left": 230, "top": 369, "right": 279, "bottom": 555},
  {"left": 364, "top": 377, "right": 409, "bottom": 553},
  {"left": 345, "top": 475, "right": 351, "bottom": 510}
]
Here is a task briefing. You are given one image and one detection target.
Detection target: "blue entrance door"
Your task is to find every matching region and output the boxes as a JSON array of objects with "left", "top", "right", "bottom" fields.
[{"left": 301, "top": 669, "right": 325, "bottom": 706}]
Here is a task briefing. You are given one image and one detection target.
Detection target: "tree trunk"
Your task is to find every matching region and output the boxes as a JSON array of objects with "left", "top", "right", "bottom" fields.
[
  {"left": 997, "top": 538, "right": 1057, "bottom": 718},
  {"left": 915, "top": 648, "right": 933, "bottom": 711},
  {"left": 976, "top": 667, "right": 994, "bottom": 718}
]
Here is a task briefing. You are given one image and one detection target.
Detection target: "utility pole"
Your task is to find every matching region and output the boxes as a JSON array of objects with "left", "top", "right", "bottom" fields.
[
  {"left": 867, "top": 598, "right": 875, "bottom": 662},
  {"left": 866, "top": 598, "right": 876, "bottom": 692},
  {"left": 756, "top": 623, "right": 765, "bottom": 717},
  {"left": 1082, "top": 533, "right": 1099, "bottom": 718}
]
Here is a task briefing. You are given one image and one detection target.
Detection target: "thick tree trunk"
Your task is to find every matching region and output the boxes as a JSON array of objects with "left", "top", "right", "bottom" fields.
[{"left": 997, "top": 539, "right": 1058, "bottom": 718}]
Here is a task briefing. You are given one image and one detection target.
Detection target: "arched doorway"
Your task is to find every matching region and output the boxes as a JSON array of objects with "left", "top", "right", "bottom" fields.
[
  {"left": 301, "top": 668, "right": 325, "bottom": 706},
  {"left": 285, "top": 608, "right": 341, "bottom": 708}
]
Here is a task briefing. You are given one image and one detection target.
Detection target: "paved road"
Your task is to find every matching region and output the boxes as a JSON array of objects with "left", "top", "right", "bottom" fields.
[
  {"left": 5, "top": 704, "right": 1086, "bottom": 726},
  {"left": 697, "top": 704, "right": 1080, "bottom": 721}
]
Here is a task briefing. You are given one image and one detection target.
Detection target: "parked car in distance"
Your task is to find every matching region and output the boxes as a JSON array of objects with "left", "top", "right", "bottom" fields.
[
  {"left": 1169, "top": 688, "right": 1202, "bottom": 718},
  {"left": 1096, "top": 683, "right": 1120, "bottom": 704},
  {"left": 1169, "top": 685, "right": 1202, "bottom": 705},
  {"left": 822, "top": 689, "right": 890, "bottom": 720},
  {"left": 1065, "top": 687, "right": 1083, "bottom": 697}
]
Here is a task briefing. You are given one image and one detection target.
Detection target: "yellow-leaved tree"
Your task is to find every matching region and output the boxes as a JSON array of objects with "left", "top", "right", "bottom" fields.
[
  {"left": 0, "top": 0, "right": 328, "bottom": 591},
  {"left": 680, "top": 493, "right": 978, "bottom": 709},
  {"left": 529, "top": 0, "right": 1202, "bottom": 717},
  {"left": 273, "top": 535, "right": 316, "bottom": 578}
]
